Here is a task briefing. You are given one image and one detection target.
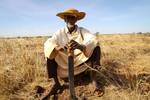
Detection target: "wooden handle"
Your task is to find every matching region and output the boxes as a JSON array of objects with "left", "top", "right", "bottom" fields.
[
  {"left": 67, "top": 45, "right": 74, "bottom": 56},
  {"left": 67, "top": 44, "right": 76, "bottom": 100}
]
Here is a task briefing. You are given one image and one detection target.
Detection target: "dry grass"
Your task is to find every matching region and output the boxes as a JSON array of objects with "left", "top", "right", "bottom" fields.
[{"left": 0, "top": 34, "right": 150, "bottom": 100}]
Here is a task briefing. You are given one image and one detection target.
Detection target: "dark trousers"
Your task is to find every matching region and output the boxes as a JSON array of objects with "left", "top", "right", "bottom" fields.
[{"left": 46, "top": 46, "right": 101, "bottom": 79}]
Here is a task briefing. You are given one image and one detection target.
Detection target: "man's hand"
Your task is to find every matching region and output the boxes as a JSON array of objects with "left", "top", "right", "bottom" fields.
[
  {"left": 68, "top": 40, "right": 86, "bottom": 51},
  {"left": 55, "top": 46, "right": 64, "bottom": 52}
]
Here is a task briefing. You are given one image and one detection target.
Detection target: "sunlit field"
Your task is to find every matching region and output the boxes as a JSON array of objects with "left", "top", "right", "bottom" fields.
[{"left": 0, "top": 33, "right": 150, "bottom": 100}]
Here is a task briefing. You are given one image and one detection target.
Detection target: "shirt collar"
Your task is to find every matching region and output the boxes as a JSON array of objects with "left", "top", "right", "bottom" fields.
[{"left": 65, "top": 25, "right": 78, "bottom": 34}]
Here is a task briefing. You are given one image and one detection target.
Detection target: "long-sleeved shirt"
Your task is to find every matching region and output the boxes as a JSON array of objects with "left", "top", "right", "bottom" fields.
[{"left": 44, "top": 25, "right": 99, "bottom": 78}]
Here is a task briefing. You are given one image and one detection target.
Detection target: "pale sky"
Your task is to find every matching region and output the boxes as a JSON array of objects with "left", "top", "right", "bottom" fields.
[{"left": 0, "top": 0, "right": 150, "bottom": 37}]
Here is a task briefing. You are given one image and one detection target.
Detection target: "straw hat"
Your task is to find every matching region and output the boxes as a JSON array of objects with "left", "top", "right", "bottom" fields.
[{"left": 56, "top": 8, "right": 86, "bottom": 20}]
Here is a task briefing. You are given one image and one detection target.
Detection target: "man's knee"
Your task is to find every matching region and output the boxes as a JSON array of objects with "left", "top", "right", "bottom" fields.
[
  {"left": 91, "top": 46, "right": 101, "bottom": 60},
  {"left": 94, "top": 46, "right": 101, "bottom": 54}
]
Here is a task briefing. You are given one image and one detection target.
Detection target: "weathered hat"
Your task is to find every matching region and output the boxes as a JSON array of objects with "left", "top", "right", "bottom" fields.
[{"left": 56, "top": 8, "right": 86, "bottom": 20}]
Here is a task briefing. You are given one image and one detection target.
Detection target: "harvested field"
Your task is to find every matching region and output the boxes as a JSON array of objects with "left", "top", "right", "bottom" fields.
[{"left": 0, "top": 33, "right": 150, "bottom": 100}]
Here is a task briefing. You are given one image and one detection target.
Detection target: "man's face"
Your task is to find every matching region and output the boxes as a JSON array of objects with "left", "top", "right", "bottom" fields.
[{"left": 64, "top": 15, "right": 78, "bottom": 27}]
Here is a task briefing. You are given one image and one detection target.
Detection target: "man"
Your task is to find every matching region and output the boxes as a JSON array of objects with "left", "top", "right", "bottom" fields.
[{"left": 44, "top": 8, "right": 102, "bottom": 97}]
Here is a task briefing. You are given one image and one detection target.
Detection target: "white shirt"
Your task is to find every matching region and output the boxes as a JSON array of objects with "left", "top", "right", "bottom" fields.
[{"left": 44, "top": 26, "right": 99, "bottom": 78}]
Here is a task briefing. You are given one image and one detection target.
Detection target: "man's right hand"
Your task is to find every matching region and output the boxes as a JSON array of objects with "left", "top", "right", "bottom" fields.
[{"left": 55, "top": 46, "right": 64, "bottom": 52}]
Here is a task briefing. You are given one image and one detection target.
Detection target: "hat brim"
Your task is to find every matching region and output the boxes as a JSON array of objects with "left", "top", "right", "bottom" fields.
[{"left": 56, "top": 12, "right": 85, "bottom": 20}]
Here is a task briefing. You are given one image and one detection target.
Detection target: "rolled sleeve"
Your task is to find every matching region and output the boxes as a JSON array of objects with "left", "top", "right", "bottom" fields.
[
  {"left": 44, "top": 35, "right": 58, "bottom": 58},
  {"left": 81, "top": 28, "right": 99, "bottom": 57}
]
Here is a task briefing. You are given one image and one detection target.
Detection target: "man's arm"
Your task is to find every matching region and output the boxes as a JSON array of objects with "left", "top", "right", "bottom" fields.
[{"left": 49, "top": 46, "right": 64, "bottom": 59}]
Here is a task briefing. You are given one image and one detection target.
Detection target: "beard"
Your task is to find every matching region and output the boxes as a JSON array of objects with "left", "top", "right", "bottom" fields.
[{"left": 67, "top": 23, "right": 75, "bottom": 28}]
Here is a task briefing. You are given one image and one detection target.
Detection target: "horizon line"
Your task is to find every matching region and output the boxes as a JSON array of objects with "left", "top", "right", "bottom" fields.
[{"left": 0, "top": 32, "right": 149, "bottom": 38}]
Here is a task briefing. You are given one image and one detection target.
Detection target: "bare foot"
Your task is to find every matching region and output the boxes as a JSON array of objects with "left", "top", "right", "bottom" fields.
[
  {"left": 49, "top": 83, "right": 62, "bottom": 94},
  {"left": 94, "top": 88, "right": 104, "bottom": 97},
  {"left": 92, "top": 81, "right": 104, "bottom": 97},
  {"left": 40, "top": 83, "right": 62, "bottom": 100}
]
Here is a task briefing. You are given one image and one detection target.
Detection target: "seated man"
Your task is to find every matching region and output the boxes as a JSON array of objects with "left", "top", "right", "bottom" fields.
[{"left": 44, "top": 8, "right": 102, "bottom": 97}]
